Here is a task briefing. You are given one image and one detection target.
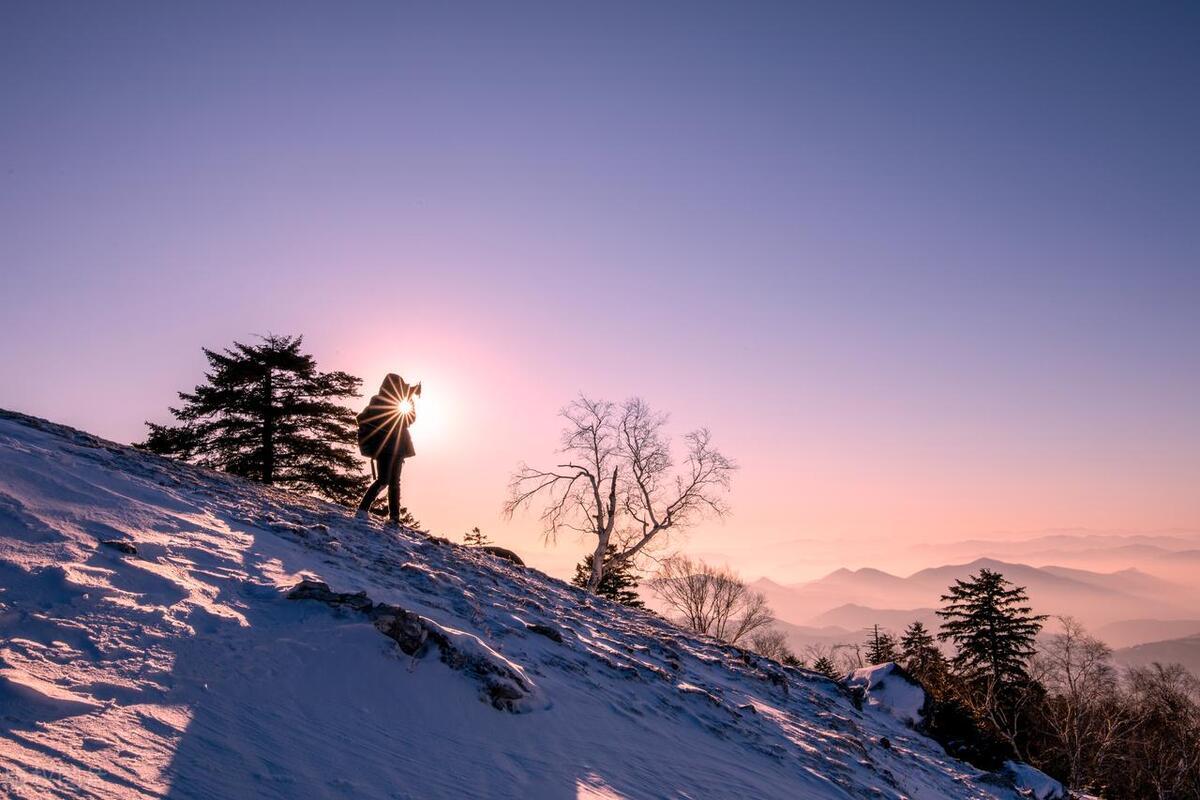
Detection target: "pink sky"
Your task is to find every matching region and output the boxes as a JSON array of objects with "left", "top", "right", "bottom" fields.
[{"left": 2, "top": 3, "right": 1198, "bottom": 581}]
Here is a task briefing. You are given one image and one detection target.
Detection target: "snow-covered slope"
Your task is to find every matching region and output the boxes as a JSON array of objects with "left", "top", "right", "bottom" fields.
[
  {"left": 0, "top": 410, "right": 1041, "bottom": 799},
  {"left": 844, "top": 664, "right": 928, "bottom": 729}
]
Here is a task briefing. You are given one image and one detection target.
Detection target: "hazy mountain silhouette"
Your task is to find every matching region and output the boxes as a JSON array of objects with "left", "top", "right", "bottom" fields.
[
  {"left": 1095, "top": 619, "right": 1200, "bottom": 649},
  {"left": 769, "top": 618, "right": 858, "bottom": 654},
  {"left": 807, "top": 604, "right": 940, "bottom": 633},
  {"left": 904, "top": 533, "right": 1200, "bottom": 581},
  {"left": 1114, "top": 634, "right": 1200, "bottom": 676},
  {"left": 753, "top": 557, "right": 1195, "bottom": 631},
  {"left": 907, "top": 531, "right": 1200, "bottom": 560}
]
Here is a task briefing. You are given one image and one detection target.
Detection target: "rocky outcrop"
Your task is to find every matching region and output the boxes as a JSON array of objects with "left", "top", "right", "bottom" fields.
[
  {"left": 288, "top": 580, "right": 534, "bottom": 712},
  {"left": 288, "top": 578, "right": 373, "bottom": 613},
  {"left": 479, "top": 546, "right": 525, "bottom": 566},
  {"left": 370, "top": 603, "right": 430, "bottom": 655},
  {"left": 525, "top": 623, "right": 563, "bottom": 643}
]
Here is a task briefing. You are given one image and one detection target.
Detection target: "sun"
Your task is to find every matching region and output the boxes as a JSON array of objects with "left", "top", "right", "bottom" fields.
[{"left": 397, "top": 397, "right": 415, "bottom": 416}]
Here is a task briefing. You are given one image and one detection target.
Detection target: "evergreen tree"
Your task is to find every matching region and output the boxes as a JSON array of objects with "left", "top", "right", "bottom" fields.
[
  {"left": 810, "top": 656, "right": 840, "bottom": 680},
  {"left": 141, "top": 334, "right": 366, "bottom": 504},
  {"left": 900, "top": 621, "right": 945, "bottom": 678},
  {"left": 463, "top": 527, "right": 490, "bottom": 547},
  {"left": 937, "top": 569, "right": 1046, "bottom": 687},
  {"left": 571, "top": 545, "right": 644, "bottom": 608},
  {"left": 865, "top": 624, "right": 899, "bottom": 663},
  {"left": 388, "top": 506, "right": 421, "bottom": 529}
]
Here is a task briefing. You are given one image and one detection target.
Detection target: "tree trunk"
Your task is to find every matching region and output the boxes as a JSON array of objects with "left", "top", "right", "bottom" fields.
[
  {"left": 262, "top": 369, "right": 275, "bottom": 484},
  {"left": 587, "top": 535, "right": 608, "bottom": 592},
  {"left": 586, "top": 467, "right": 620, "bottom": 592}
]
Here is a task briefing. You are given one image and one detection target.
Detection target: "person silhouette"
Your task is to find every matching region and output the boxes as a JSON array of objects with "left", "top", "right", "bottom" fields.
[{"left": 355, "top": 374, "right": 419, "bottom": 524}]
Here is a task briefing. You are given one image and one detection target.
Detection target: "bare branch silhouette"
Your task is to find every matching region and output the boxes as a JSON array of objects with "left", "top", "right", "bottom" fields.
[
  {"left": 648, "top": 555, "right": 773, "bottom": 646},
  {"left": 505, "top": 395, "right": 735, "bottom": 591}
]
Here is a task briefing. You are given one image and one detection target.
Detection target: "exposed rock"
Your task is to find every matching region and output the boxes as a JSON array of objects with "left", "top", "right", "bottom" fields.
[
  {"left": 287, "top": 579, "right": 373, "bottom": 613},
  {"left": 677, "top": 682, "right": 723, "bottom": 706},
  {"left": 262, "top": 516, "right": 305, "bottom": 535},
  {"left": 371, "top": 603, "right": 431, "bottom": 656},
  {"left": 758, "top": 665, "right": 789, "bottom": 692},
  {"left": 846, "top": 684, "right": 865, "bottom": 711},
  {"left": 288, "top": 580, "right": 533, "bottom": 713},
  {"left": 487, "top": 681, "right": 525, "bottom": 707},
  {"left": 100, "top": 540, "right": 137, "bottom": 555},
  {"left": 480, "top": 546, "right": 525, "bottom": 566},
  {"left": 525, "top": 623, "right": 563, "bottom": 643},
  {"left": 436, "top": 637, "right": 531, "bottom": 712}
]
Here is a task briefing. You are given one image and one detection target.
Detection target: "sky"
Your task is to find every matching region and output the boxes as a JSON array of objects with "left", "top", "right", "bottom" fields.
[{"left": 2, "top": 1, "right": 1198, "bottom": 582}]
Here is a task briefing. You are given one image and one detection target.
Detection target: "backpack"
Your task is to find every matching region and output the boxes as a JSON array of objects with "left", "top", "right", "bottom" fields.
[{"left": 356, "top": 394, "right": 397, "bottom": 458}]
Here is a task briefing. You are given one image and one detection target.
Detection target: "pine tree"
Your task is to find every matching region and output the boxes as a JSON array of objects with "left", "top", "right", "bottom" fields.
[
  {"left": 571, "top": 545, "right": 644, "bottom": 608},
  {"left": 900, "top": 620, "right": 946, "bottom": 683},
  {"left": 936, "top": 569, "right": 1046, "bottom": 687},
  {"left": 811, "top": 656, "right": 840, "bottom": 680},
  {"left": 463, "top": 527, "right": 490, "bottom": 547},
  {"left": 865, "top": 624, "right": 899, "bottom": 664},
  {"left": 141, "top": 334, "right": 366, "bottom": 504}
]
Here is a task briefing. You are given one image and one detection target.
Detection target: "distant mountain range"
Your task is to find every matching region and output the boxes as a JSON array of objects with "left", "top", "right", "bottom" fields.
[
  {"left": 902, "top": 532, "right": 1200, "bottom": 582},
  {"left": 752, "top": 557, "right": 1199, "bottom": 644},
  {"left": 807, "top": 604, "right": 940, "bottom": 632},
  {"left": 1114, "top": 634, "right": 1200, "bottom": 676},
  {"left": 1096, "top": 619, "right": 1200, "bottom": 649},
  {"left": 907, "top": 531, "right": 1200, "bottom": 561},
  {"left": 758, "top": 566, "right": 1200, "bottom": 671}
]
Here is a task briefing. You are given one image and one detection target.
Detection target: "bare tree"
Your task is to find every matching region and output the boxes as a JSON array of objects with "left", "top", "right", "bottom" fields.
[
  {"left": 802, "top": 642, "right": 838, "bottom": 667},
  {"left": 1030, "top": 616, "right": 1127, "bottom": 791},
  {"left": 802, "top": 641, "right": 862, "bottom": 675},
  {"left": 505, "top": 396, "right": 735, "bottom": 591},
  {"left": 833, "top": 642, "right": 866, "bottom": 673},
  {"left": 749, "top": 627, "right": 796, "bottom": 663},
  {"left": 1118, "top": 663, "right": 1200, "bottom": 800},
  {"left": 648, "top": 555, "right": 773, "bottom": 645}
]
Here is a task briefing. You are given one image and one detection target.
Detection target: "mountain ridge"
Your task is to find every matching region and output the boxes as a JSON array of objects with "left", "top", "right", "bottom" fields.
[
  {"left": 752, "top": 555, "right": 1193, "bottom": 631},
  {"left": 1114, "top": 634, "right": 1200, "bottom": 676},
  {"left": 0, "top": 409, "right": 1045, "bottom": 799}
]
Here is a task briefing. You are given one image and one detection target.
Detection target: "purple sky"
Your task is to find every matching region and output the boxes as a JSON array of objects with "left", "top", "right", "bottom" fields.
[{"left": 2, "top": 2, "right": 1198, "bottom": 579}]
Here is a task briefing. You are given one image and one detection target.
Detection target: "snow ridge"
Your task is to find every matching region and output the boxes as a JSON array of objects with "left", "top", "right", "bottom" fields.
[{"left": 0, "top": 410, "right": 1034, "bottom": 799}]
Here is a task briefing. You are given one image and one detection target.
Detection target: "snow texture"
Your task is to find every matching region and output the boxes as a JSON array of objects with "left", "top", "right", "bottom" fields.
[
  {"left": 844, "top": 663, "right": 927, "bottom": 728},
  {"left": 0, "top": 410, "right": 1042, "bottom": 799},
  {"left": 1000, "top": 762, "right": 1064, "bottom": 800}
]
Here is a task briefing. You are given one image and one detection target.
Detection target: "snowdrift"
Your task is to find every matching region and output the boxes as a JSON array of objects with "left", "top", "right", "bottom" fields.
[
  {"left": 844, "top": 663, "right": 927, "bottom": 728},
  {"left": 0, "top": 410, "right": 1048, "bottom": 799}
]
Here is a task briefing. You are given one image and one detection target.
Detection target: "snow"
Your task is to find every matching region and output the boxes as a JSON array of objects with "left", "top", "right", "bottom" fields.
[
  {"left": 1001, "top": 762, "right": 1064, "bottom": 800},
  {"left": 844, "top": 662, "right": 927, "bottom": 727},
  {"left": 0, "top": 410, "right": 1040, "bottom": 799}
]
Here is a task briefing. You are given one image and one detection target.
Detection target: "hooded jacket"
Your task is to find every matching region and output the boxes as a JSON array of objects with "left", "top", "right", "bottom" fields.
[{"left": 356, "top": 374, "right": 417, "bottom": 478}]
